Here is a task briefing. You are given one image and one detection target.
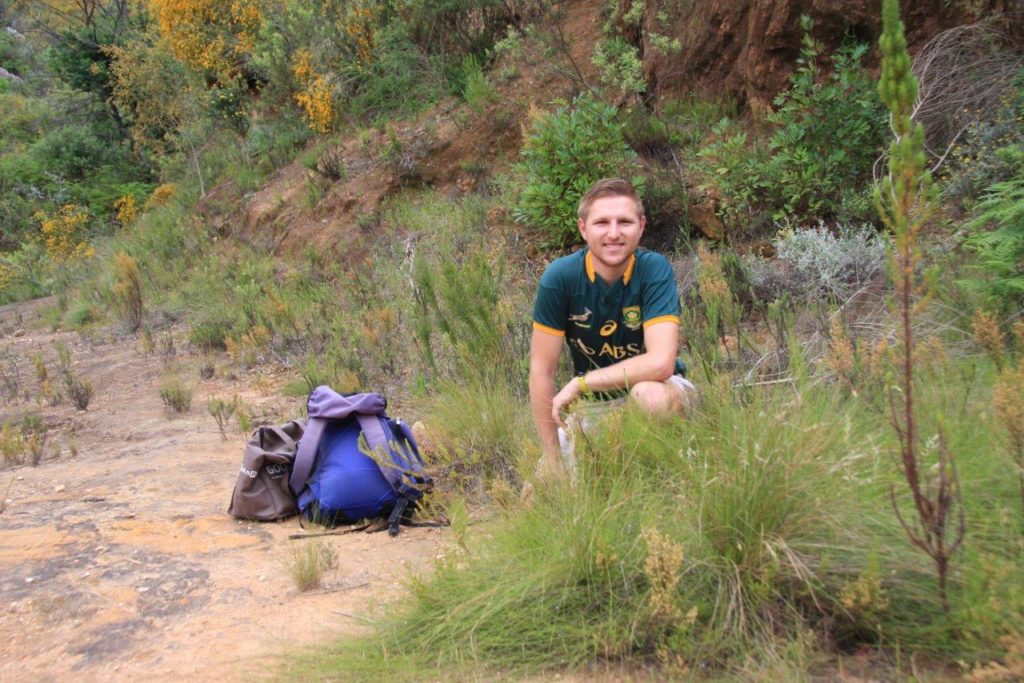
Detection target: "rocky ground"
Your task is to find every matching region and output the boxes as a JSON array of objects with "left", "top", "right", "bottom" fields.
[{"left": 0, "top": 300, "right": 446, "bottom": 682}]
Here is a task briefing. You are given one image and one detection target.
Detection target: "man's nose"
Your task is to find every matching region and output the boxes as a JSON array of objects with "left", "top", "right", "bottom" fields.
[{"left": 608, "top": 220, "right": 621, "bottom": 237}]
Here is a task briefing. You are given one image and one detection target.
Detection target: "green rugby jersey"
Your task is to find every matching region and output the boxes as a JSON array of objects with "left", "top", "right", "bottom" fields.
[{"left": 532, "top": 248, "right": 685, "bottom": 377}]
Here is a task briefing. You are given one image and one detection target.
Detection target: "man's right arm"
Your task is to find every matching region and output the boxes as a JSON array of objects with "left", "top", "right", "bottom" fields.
[{"left": 529, "top": 327, "right": 565, "bottom": 477}]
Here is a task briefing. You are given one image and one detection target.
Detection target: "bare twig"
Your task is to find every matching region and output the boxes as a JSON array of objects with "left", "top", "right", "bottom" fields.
[
  {"left": 910, "top": 19, "right": 1023, "bottom": 175},
  {"left": 288, "top": 523, "right": 372, "bottom": 540}
]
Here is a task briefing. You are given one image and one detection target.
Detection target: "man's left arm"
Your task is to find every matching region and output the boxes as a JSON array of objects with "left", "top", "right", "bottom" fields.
[{"left": 550, "top": 320, "right": 679, "bottom": 423}]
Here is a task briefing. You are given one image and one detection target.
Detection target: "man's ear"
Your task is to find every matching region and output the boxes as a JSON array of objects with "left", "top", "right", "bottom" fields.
[{"left": 577, "top": 217, "right": 586, "bottom": 238}]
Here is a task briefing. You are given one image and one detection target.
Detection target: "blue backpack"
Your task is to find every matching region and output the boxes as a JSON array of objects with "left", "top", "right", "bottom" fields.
[{"left": 289, "top": 387, "right": 431, "bottom": 536}]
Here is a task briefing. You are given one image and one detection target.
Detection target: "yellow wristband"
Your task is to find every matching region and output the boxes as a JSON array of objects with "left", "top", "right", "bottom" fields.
[{"left": 577, "top": 375, "right": 590, "bottom": 395}]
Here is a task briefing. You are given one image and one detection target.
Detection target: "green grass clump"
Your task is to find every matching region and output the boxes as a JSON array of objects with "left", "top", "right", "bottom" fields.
[
  {"left": 188, "top": 319, "right": 232, "bottom": 352},
  {"left": 416, "top": 377, "right": 535, "bottom": 488},
  {"left": 292, "top": 385, "right": 892, "bottom": 678},
  {"left": 283, "top": 537, "right": 337, "bottom": 592},
  {"left": 63, "top": 300, "right": 98, "bottom": 328},
  {"left": 159, "top": 375, "right": 193, "bottom": 414}
]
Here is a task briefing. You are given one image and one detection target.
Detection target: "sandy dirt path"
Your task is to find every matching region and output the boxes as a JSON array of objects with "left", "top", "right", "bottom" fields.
[{"left": 0, "top": 302, "right": 446, "bottom": 682}]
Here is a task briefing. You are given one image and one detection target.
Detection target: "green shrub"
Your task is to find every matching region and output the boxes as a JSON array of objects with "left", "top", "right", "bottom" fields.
[
  {"left": 513, "top": 94, "right": 643, "bottom": 246},
  {"left": 661, "top": 95, "right": 740, "bottom": 150},
  {"left": 207, "top": 395, "right": 240, "bottom": 440},
  {"left": 458, "top": 55, "right": 497, "bottom": 114},
  {"left": 245, "top": 118, "right": 314, "bottom": 172},
  {"left": 159, "top": 375, "right": 193, "bottom": 414},
  {"left": 291, "top": 386, "right": 920, "bottom": 678},
  {"left": 28, "top": 125, "right": 127, "bottom": 182},
  {"left": 283, "top": 537, "right": 337, "bottom": 592},
  {"left": 0, "top": 243, "right": 50, "bottom": 305},
  {"left": 744, "top": 223, "right": 888, "bottom": 304},
  {"left": 0, "top": 422, "right": 25, "bottom": 468},
  {"left": 695, "top": 17, "right": 885, "bottom": 234},
  {"left": 621, "top": 106, "right": 673, "bottom": 163},
  {"left": 412, "top": 248, "right": 530, "bottom": 386},
  {"left": 188, "top": 319, "right": 232, "bottom": 351},
  {"left": 63, "top": 300, "right": 98, "bottom": 328},
  {"left": 350, "top": 21, "right": 444, "bottom": 120},
  {"left": 591, "top": 36, "right": 645, "bottom": 97},
  {"left": 401, "top": 0, "right": 539, "bottom": 59},
  {"left": 111, "top": 251, "right": 144, "bottom": 332},
  {"left": 962, "top": 145, "right": 1024, "bottom": 308}
]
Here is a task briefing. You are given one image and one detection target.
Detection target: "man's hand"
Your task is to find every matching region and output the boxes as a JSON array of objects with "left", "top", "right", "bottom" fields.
[{"left": 550, "top": 377, "right": 582, "bottom": 429}]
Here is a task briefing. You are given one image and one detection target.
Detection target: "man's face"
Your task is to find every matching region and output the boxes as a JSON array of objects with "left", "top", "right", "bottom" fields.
[{"left": 578, "top": 195, "right": 645, "bottom": 273}]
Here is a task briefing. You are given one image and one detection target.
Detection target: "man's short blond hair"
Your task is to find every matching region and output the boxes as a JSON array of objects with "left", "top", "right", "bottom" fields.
[{"left": 577, "top": 178, "right": 644, "bottom": 221}]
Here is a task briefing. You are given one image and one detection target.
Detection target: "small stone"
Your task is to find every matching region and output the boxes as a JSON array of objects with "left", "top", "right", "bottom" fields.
[
  {"left": 13, "top": 329, "right": 25, "bottom": 337},
  {"left": 137, "top": 586, "right": 149, "bottom": 593},
  {"left": 258, "top": 575, "right": 266, "bottom": 582},
  {"left": 24, "top": 577, "right": 34, "bottom": 583},
  {"left": 54, "top": 485, "right": 65, "bottom": 493}
]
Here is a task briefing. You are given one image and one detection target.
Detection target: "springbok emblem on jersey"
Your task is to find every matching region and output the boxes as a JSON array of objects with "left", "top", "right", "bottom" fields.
[{"left": 569, "top": 307, "right": 592, "bottom": 328}]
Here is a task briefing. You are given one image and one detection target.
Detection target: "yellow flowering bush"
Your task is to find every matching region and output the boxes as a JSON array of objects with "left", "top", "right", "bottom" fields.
[
  {"left": 144, "top": 183, "right": 178, "bottom": 209},
  {"left": 35, "top": 205, "right": 94, "bottom": 263},
  {"left": 342, "top": 0, "right": 379, "bottom": 68},
  {"left": 114, "top": 195, "right": 138, "bottom": 225},
  {"left": 292, "top": 49, "right": 335, "bottom": 133},
  {"left": 148, "top": 0, "right": 264, "bottom": 75}
]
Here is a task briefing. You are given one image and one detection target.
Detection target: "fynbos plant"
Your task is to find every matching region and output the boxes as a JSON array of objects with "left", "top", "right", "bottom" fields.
[
  {"left": 159, "top": 375, "right": 193, "bottom": 415},
  {"left": 112, "top": 251, "right": 144, "bottom": 332},
  {"left": 54, "top": 342, "right": 93, "bottom": 410},
  {"left": 207, "top": 395, "right": 240, "bottom": 440},
  {"left": 877, "top": 0, "right": 964, "bottom": 615}
]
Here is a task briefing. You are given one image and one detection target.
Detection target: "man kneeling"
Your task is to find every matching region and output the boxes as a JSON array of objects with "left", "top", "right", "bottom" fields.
[{"left": 529, "top": 178, "right": 695, "bottom": 479}]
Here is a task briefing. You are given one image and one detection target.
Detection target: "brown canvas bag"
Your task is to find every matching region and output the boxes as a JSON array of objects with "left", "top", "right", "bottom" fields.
[{"left": 228, "top": 419, "right": 306, "bottom": 521}]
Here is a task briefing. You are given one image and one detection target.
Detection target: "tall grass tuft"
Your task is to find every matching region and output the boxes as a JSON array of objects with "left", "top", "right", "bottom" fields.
[
  {"left": 416, "top": 377, "right": 535, "bottom": 489},
  {"left": 284, "top": 537, "right": 337, "bottom": 592}
]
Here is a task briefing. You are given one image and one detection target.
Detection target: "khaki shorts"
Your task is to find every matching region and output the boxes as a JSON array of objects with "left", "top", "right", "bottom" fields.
[{"left": 556, "top": 375, "right": 698, "bottom": 478}]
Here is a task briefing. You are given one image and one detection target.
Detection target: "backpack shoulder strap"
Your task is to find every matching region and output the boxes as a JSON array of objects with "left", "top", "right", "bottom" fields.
[
  {"left": 356, "top": 414, "right": 405, "bottom": 492},
  {"left": 392, "top": 418, "right": 425, "bottom": 467},
  {"left": 289, "top": 417, "right": 326, "bottom": 496},
  {"left": 355, "top": 413, "right": 389, "bottom": 452}
]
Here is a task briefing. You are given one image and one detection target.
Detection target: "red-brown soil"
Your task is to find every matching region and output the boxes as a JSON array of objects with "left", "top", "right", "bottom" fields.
[{"left": 0, "top": 300, "right": 446, "bottom": 682}]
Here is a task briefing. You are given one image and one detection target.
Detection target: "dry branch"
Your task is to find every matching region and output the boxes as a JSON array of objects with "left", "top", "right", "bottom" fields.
[{"left": 911, "top": 19, "right": 1024, "bottom": 172}]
